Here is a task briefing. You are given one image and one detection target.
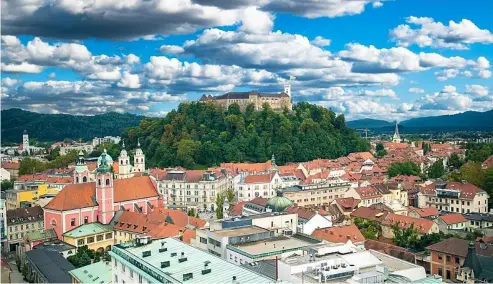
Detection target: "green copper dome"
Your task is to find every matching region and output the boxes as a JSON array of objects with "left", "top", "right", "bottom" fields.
[
  {"left": 266, "top": 193, "right": 293, "bottom": 212},
  {"left": 96, "top": 150, "right": 112, "bottom": 174}
]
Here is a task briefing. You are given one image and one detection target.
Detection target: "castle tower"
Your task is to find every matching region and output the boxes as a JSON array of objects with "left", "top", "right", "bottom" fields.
[
  {"left": 118, "top": 140, "right": 132, "bottom": 179},
  {"left": 73, "top": 151, "right": 90, "bottom": 184},
  {"left": 392, "top": 121, "right": 401, "bottom": 143},
  {"left": 133, "top": 139, "right": 145, "bottom": 173},
  {"left": 22, "top": 130, "right": 30, "bottom": 155},
  {"left": 96, "top": 150, "right": 114, "bottom": 224},
  {"left": 283, "top": 84, "right": 291, "bottom": 98}
]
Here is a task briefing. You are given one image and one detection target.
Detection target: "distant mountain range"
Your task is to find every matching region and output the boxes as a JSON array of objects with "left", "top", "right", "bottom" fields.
[
  {"left": 347, "top": 109, "right": 493, "bottom": 131},
  {"left": 1, "top": 108, "right": 146, "bottom": 144}
]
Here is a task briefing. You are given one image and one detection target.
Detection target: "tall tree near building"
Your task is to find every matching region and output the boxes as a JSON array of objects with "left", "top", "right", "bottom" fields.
[{"left": 428, "top": 159, "right": 445, "bottom": 178}]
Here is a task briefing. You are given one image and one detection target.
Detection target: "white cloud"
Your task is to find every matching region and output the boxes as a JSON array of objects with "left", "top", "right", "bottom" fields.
[
  {"left": 117, "top": 71, "right": 141, "bottom": 89},
  {"left": 48, "top": 72, "right": 56, "bottom": 78},
  {"left": 2, "top": 78, "right": 19, "bottom": 87},
  {"left": 239, "top": 7, "right": 274, "bottom": 34},
  {"left": 390, "top": 17, "right": 493, "bottom": 49},
  {"left": 478, "top": 69, "right": 492, "bottom": 79},
  {"left": 466, "top": 85, "right": 489, "bottom": 97},
  {"left": 434, "top": 68, "right": 459, "bottom": 81},
  {"left": 160, "top": 45, "right": 185, "bottom": 54},
  {"left": 311, "top": 36, "right": 331, "bottom": 47},
  {"left": 409, "top": 87, "right": 424, "bottom": 93},
  {"left": 125, "top": 54, "right": 140, "bottom": 64},
  {"left": 372, "top": 1, "right": 383, "bottom": 8},
  {"left": 1, "top": 62, "right": 43, "bottom": 73},
  {"left": 262, "top": 0, "right": 371, "bottom": 18},
  {"left": 87, "top": 68, "right": 122, "bottom": 81},
  {"left": 442, "top": 85, "right": 457, "bottom": 93}
]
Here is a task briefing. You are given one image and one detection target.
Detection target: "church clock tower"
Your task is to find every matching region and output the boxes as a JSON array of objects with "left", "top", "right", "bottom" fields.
[{"left": 96, "top": 150, "right": 114, "bottom": 224}]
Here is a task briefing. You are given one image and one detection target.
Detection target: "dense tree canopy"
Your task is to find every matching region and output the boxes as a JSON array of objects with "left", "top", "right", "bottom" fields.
[
  {"left": 465, "top": 143, "right": 493, "bottom": 163},
  {"left": 387, "top": 161, "right": 420, "bottom": 178},
  {"left": 123, "top": 102, "right": 370, "bottom": 169},
  {"left": 428, "top": 159, "right": 445, "bottom": 178}
]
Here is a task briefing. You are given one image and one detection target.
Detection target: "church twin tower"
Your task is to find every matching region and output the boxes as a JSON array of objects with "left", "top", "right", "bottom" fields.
[{"left": 73, "top": 140, "right": 146, "bottom": 184}]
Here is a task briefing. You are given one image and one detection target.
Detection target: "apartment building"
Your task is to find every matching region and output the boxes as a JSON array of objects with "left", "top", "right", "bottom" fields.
[
  {"left": 5, "top": 184, "right": 60, "bottom": 210},
  {"left": 6, "top": 206, "right": 44, "bottom": 252},
  {"left": 234, "top": 172, "right": 282, "bottom": 202},
  {"left": 344, "top": 186, "right": 383, "bottom": 207},
  {"left": 426, "top": 238, "right": 469, "bottom": 281},
  {"left": 160, "top": 170, "right": 228, "bottom": 212},
  {"left": 418, "top": 181, "right": 489, "bottom": 214},
  {"left": 282, "top": 180, "right": 351, "bottom": 207}
]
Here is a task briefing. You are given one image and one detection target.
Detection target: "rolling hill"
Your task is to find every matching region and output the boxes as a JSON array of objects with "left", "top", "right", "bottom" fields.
[{"left": 1, "top": 108, "right": 146, "bottom": 144}]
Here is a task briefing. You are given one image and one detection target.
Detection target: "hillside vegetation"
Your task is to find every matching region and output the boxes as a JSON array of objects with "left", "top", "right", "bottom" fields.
[
  {"left": 1, "top": 108, "right": 145, "bottom": 143},
  {"left": 122, "top": 102, "right": 370, "bottom": 169}
]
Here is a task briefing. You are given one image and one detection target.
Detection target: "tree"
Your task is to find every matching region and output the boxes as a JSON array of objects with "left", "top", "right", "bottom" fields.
[
  {"left": 428, "top": 159, "right": 445, "bottom": 178},
  {"left": 387, "top": 161, "right": 420, "bottom": 178},
  {"left": 78, "top": 252, "right": 91, "bottom": 267},
  {"left": 376, "top": 149, "right": 387, "bottom": 158},
  {"left": 392, "top": 222, "right": 419, "bottom": 249},
  {"left": 376, "top": 143, "right": 385, "bottom": 152},
  {"left": 187, "top": 208, "right": 195, "bottom": 217},
  {"left": 449, "top": 153, "right": 463, "bottom": 169},
  {"left": 482, "top": 168, "right": 493, "bottom": 208},
  {"left": 460, "top": 162, "right": 485, "bottom": 186},
  {"left": 215, "top": 194, "right": 225, "bottom": 219},
  {"left": 1, "top": 180, "right": 14, "bottom": 191},
  {"left": 354, "top": 217, "right": 381, "bottom": 240}
]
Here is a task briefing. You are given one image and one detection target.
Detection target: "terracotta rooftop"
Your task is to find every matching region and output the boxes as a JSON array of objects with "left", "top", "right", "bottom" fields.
[
  {"left": 426, "top": 238, "right": 469, "bottom": 257},
  {"left": 220, "top": 160, "right": 272, "bottom": 173},
  {"left": 409, "top": 207, "right": 440, "bottom": 218},
  {"left": 285, "top": 206, "right": 329, "bottom": 220},
  {"left": 350, "top": 206, "right": 389, "bottom": 222},
  {"left": 439, "top": 213, "right": 467, "bottom": 225},
  {"left": 355, "top": 186, "right": 382, "bottom": 199},
  {"left": 1, "top": 162, "right": 20, "bottom": 169},
  {"left": 483, "top": 154, "right": 493, "bottom": 169},
  {"left": 383, "top": 213, "right": 435, "bottom": 234},
  {"left": 243, "top": 173, "right": 276, "bottom": 184},
  {"left": 45, "top": 176, "right": 159, "bottom": 211},
  {"left": 334, "top": 197, "right": 360, "bottom": 212},
  {"left": 311, "top": 225, "right": 365, "bottom": 244},
  {"left": 230, "top": 201, "right": 248, "bottom": 216},
  {"left": 364, "top": 239, "right": 415, "bottom": 263},
  {"left": 248, "top": 197, "right": 269, "bottom": 207}
]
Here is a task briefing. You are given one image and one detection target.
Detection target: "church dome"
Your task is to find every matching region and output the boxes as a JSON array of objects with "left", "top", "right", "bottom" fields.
[
  {"left": 97, "top": 149, "right": 114, "bottom": 166},
  {"left": 97, "top": 149, "right": 113, "bottom": 174},
  {"left": 266, "top": 192, "right": 293, "bottom": 212}
]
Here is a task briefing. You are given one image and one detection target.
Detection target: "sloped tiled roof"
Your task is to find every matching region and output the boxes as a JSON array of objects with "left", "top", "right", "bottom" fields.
[
  {"left": 248, "top": 197, "right": 269, "bottom": 207},
  {"left": 350, "top": 206, "right": 389, "bottom": 222},
  {"left": 439, "top": 213, "right": 467, "bottom": 224},
  {"left": 355, "top": 186, "right": 381, "bottom": 199},
  {"left": 364, "top": 239, "right": 415, "bottom": 263},
  {"left": 408, "top": 207, "right": 440, "bottom": 218},
  {"left": 334, "top": 197, "right": 360, "bottom": 212},
  {"left": 244, "top": 173, "right": 276, "bottom": 184},
  {"left": 426, "top": 238, "right": 469, "bottom": 257},
  {"left": 311, "top": 225, "right": 365, "bottom": 244},
  {"left": 231, "top": 201, "right": 248, "bottom": 216},
  {"left": 7, "top": 206, "right": 44, "bottom": 225},
  {"left": 45, "top": 176, "right": 159, "bottom": 211},
  {"left": 1, "top": 162, "right": 20, "bottom": 169},
  {"left": 383, "top": 213, "right": 435, "bottom": 234}
]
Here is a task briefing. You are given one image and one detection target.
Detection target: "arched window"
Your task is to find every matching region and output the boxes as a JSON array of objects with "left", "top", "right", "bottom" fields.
[
  {"left": 141, "top": 158, "right": 144, "bottom": 163},
  {"left": 106, "top": 179, "right": 110, "bottom": 186},
  {"left": 126, "top": 160, "right": 128, "bottom": 165},
  {"left": 98, "top": 179, "right": 101, "bottom": 186},
  {"left": 120, "top": 160, "right": 123, "bottom": 165},
  {"left": 50, "top": 219, "right": 57, "bottom": 227},
  {"left": 83, "top": 176, "right": 87, "bottom": 182},
  {"left": 76, "top": 177, "right": 79, "bottom": 183}
]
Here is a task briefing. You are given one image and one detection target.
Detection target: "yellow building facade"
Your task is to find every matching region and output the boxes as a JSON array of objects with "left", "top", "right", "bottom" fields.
[
  {"left": 5, "top": 184, "right": 59, "bottom": 210},
  {"left": 62, "top": 223, "right": 114, "bottom": 253}
]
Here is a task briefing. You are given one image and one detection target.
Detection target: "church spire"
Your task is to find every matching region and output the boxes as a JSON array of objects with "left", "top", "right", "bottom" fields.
[{"left": 392, "top": 121, "right": 401, "bottom": 143}]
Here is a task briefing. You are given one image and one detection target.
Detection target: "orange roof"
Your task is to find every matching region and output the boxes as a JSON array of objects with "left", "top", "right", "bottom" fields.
[
  {"left": 483, "top": 154, "right": 493, "bottom": 169},
  {"left": 231, "top": 201, "right": 248, "bottom": 216},
  {"left": 383, "top": 213, "right": 435, "bottom": 234},
  {"left": 243, "top": 173, "right": 276, "bottom": 184},
  {"left": 409, "top": 207, "right": 440, "bottom": 218},
  {"left": 439, "top": 213, "right": 467, "bottom": 225},
  {"left": 248, "top": 197, "right": 269, "bottom": 206},
  {"left": 355, "top": 186, "right": 381, "bottom": 199},
  {"left": 17, "top": 174, "right": 48, "bottom": 182},
  {"left": 334, "top": 197, "right": 360, "bottom": 212},
  {"left": 153, "top": 208, "right": 207, "bottom": 228},
  {"left": 1, "top": 162, "right": 20, "bottom": 169},
  {"left": 45, "top": 176, "right": 159, "bottom": 211},
  {"left": 285, "top": 206, "right": 329, "bottom": 220},
  {"left": 220, "top": 160, "right": 272, "bottom": 173},
  {"left": 45, "top": 182, "right": 96, "bottom": 211},
  {"left": 312, "top": 225, "right": 365, "bottom": 244},
  {"left": 431, "top": 143, "right": 452, "bottom": 150}
]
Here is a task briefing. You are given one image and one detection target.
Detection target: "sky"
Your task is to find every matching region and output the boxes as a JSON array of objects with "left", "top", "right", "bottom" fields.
[{"left": 1, "top": 0, "right": 492, "bottom": 121}]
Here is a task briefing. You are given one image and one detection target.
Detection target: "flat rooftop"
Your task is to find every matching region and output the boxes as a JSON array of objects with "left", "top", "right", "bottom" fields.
[
  {"left": 232, "top": 236, "right": 311, "bottom": 256},
  {"left": 110, "top": 238, "right": 273, "bottom": 283},
  {"left": 211, "top": 226, "right": 269, "bottom": 237}
]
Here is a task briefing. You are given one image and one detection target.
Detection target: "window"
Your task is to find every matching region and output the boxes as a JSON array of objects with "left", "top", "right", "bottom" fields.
[
  {"left": 71, "top": 219, "right": 75, "bottom": 226},
  {"left": 438, "top": 254, "right": 443, "bottom": 260},
  {"left": 106, "top": 179, "right": 110, "bottom": 186},
  {"left": 21, "top": 225, "right": 23, "bottom": 230},
  {"left": 84, "top": 216, "right": 88, "bottom": 224},
  {"left": 446, "top": 255, "right": 451, "bottom": 262},
  {"left": 97, "top": 235, "right": 103, "bottom": 241},
  {"left": 438, "top": 268, "right": 442, "bottom": 277},
  {"left": 114, "top": 259, "right": 117, "bottom": 267},
  {"left": 455, "top": 257, "right": 460, "bottom": 264},
  {"left": 115, "top": 275, "right": 118, "bottom": 283},
  {"left": 87, "top": 236, "right": 95, "bottom": 243},
  {"left": 122, "top": 264, "right": 126, "bottom": 272},
  {"left": 106, "top": 233, "right": 113, "bottom": 239},
  {"left": 139, "top": 275, "right": 143, "bottom": 284},
  {"left": 78, "top": 239, "right": 85, "bottom": 246}
]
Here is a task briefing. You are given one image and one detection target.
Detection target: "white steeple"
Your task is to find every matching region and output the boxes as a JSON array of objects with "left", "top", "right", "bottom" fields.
[
  {"left": 392, "top": 121, "right": 401, "bottom": 143},
  {"left": 134, "top": 138, "right": 145, "bottom": 173},
  {"left": 118, "top": 140, "right": 132, "bottom": 179},
  {"left": 22, "top": 130, "right": 30, "bottom": 155}
]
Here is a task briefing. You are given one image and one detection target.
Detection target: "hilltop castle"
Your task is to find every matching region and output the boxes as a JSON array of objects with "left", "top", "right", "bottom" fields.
[{"left": 200, "top": 84, "right": 293, "bottom": 112}]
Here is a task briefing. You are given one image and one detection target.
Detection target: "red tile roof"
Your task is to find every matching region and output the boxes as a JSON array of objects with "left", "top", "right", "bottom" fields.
[
  {"left": 355, "top": 186, "right": 381, "bottom": 199},
  {"left": 220, "top": 161, "right": 272, "bottom": 173},
  {"left": 439, "top": 213, "right": 467, "bottom": 224},
  {"left": 383, "top": 213, "right": 435, "bottom": 234},
  {"left": 230, "top": 201, "right": 248, "bottom": 216},
  {"left": 483, "top": 154, "right": 493, "bottom": 169},
  {"left": 285, "top": 206, "right": 328, "bottom": 220},
  {"left": 409, "top": 207, "right": 440, "bottom": 218},
  {"left": 1, "top": 162, "right": 20, "bottom": 169},
  {"left": 350, "top": 207, "right": 389, "bottom": 222},
  {"left": 45, "top": 176, "right": 159, "bottom": 211},
  {"left": 243, "top": 173, "right": 276, "bottom": 184},
  {"left": 248, "top": 197, "right": 269, "bottom": 207},
  {"left": 364, "top": 239, "right": 415, "bottom": 263},
  {"left": 152, "top": 208, "right": 207, "bottom": 228},
  {"left": 334, "top": 197, "right": 360, "bottom": 212},
  {"left": 426, "top": 238, "right": 469, "bottom": 257},
  {"left": 312, "top": 225, "right": 365, "bottom": 244}
]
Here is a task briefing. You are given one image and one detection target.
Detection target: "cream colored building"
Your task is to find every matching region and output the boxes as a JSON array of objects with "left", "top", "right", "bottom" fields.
[
  {"left": 283, "top": 181, "right": 351, "bottom": 207},
  {"left": 418, "top": 181, "right": 489, "bottom": 214},
  {"left": 200, "top": 90, "right": 292, "bottom": 112},
  {"left": 6, "top": 206, "right": 44, "bottom": 252}
]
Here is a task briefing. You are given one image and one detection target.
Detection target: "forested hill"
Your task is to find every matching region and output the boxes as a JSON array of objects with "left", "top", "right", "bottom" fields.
[
  {"left": 401, "top": 109, "right": 493, "bottom": 129},
  {"left": 122, "top": 102, "right": 370, "bottom": 169},
  {"left": 1, "top": 108, "right": 145, "bottom": 143}
]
